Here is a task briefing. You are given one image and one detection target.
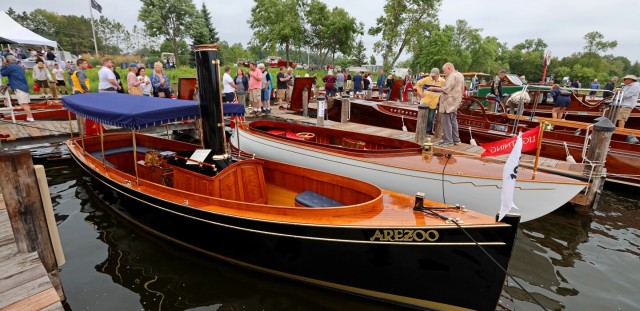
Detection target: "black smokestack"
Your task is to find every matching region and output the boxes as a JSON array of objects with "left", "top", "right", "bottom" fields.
[{"left": 194, "top": 44, "right": 226, "bottom": 156}]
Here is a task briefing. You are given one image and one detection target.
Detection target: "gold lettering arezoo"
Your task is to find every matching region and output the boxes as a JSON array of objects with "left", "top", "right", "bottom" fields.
[{"left": 370, "top": 229, "right": 440, "bottom": 242}]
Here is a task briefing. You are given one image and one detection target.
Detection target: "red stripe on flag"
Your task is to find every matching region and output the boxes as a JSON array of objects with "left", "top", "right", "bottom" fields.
[{"left": 480, "top": 126, "right": 540, "bottom": 157}]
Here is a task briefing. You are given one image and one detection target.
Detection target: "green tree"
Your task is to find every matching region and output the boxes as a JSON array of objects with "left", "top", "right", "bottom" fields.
[
  {"left": 200, "top": 2, "right": 219, "bottom": 43},
  {"left": 249, "top": 0, "right": 305, "bottom": 63},
  {"left": 351, "top": 39, "right": 367, "bottom": 66},
  {"left": 138, "top": 0, "right": 198, "bottom": 66},
  {"left": 506, "top": 38, "right": 548, "bottom": 82},
  {"left": 583, "top": 31, "right": 617, "bottom": 55},
  {"left": 369, "top": 55, "right": 376, "bottom": 65},
  {"left": 368, "top": 0, "right": 441, "bottom": 71}
]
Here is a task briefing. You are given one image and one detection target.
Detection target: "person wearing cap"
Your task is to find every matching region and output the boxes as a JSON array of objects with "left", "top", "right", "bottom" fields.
[
  {"left": 613, "top": 75, "right": 639, "bottom": 128},
  {"left": 427, "top": 62, "right": 464, "bottom": 146},
  {"left": 127, "top": 63, "right": 142, "bottom": 96},
  {"left": 416, "top": 68, "right": 445, "bottom": 134},
  {"left": 1, "top": 55, "right": 35, "bottom": 122},
  {"left": 489, "top": 69, "right": 508, "bottom": 104}
]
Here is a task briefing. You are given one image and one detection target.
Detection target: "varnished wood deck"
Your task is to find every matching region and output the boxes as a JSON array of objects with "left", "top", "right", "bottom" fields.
[
  {"left": 0, "top": 194, "right": 64, "bottom": 311},
  {"left": 266, "top": 106, "right": 586, "bottom": 175}
]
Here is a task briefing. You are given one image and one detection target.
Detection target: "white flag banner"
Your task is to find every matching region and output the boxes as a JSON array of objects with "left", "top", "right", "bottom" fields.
[{"left": 499, "top": 132, "right": 523, "bottom": 221}]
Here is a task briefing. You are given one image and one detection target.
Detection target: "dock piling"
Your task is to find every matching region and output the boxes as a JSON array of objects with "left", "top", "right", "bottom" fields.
[
  {"left": 415, "top": 104, "right": 428, "bottom": 145},
  {"left": 341, "top": 95, "right": 350, "bottom": 123},
  {"left": 302, "top": 88, "right": 309, "bottom": 118},
  {"left": 317, "top": 96, "right": 326, "bottom": 126},
  {"left": 0, "top": 150, "right": 66, "bottom": 303},
  {"left": 577, "top": 117, "right": 615, "bottom": 211}
]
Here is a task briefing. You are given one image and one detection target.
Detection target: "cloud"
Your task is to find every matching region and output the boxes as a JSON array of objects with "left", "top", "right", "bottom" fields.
[{"left": 2, "top": 0, "right": 637, "bottom": 65}]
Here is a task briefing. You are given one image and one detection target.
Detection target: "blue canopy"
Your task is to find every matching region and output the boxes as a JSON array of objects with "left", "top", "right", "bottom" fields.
[{"left": 62, "top": 93, "right": 244, "bottom": 129}]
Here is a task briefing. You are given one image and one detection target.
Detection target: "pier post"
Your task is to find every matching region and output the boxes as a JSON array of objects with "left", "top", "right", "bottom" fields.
[
  {"left": 578, "top": 117, "right": 615, "bottom": 211},
  {"left": 317, "top": 96, "right": 325, "bottom": 126},
  {"left": 340, "top": 94, "right": 350, "bottom": 123},
  {"left": 415, "top": 104, "right": 428, "bottom": 145},
  {"left": 302, "top": 87, "right": 309, "bottom": 118},
  {"left": 0, "top": 150, "right": 65, "bottom": 301}
]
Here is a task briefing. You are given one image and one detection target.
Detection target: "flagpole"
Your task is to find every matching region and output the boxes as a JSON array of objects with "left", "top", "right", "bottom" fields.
[
  {"left": 89, "top": 0, "right": 99, "bottom": 57},
  {"left": 533, "top": 122, "right": 544, "bottom": 174}
]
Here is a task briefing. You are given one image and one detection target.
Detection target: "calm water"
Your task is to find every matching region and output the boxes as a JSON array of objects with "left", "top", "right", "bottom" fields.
[{"left": 43, "top": 157, "right": 639, "bottom": 311}]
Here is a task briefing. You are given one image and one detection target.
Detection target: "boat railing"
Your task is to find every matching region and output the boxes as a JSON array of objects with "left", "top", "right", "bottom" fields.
[
  {"left": 604, "top": 90, "right": 625, "bottom": 121},
  {"left": 511, "top": 84, "right": 529, "bottom": 135}
]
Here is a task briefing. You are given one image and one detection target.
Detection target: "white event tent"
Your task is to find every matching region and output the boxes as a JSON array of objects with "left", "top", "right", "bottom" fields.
[{"left": 0, "top": 11, "right": 58, "bottom": 48}]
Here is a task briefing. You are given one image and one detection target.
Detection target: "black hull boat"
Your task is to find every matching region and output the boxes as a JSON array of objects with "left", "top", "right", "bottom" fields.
[
  {"left": 62, "top": 44, "right": 521, "bottom": 311},
  {"left": 72, "top": 152, "right": 519, "bottom": 311}
]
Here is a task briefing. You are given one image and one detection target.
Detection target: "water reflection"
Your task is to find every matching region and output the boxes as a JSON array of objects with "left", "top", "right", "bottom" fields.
[{"left": 502, "top": 187, "right": 640, "bottom": 310}]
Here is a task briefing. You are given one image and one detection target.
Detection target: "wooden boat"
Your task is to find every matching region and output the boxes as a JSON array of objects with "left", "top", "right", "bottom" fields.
[
  {"left": 475, "top": 86, "right": 640, "bottom": 129},
  {"left": 324, "top": 97, "right": 640, "bottom": 186},
  {"left": 61, "top": 45, "right": 521, "bottom": 311},
  {"left": 1, "top": 99, "right": 74, "bottom": 121},
  {"left": 232, "top": 120, "right": 586, "bottom": 222}
]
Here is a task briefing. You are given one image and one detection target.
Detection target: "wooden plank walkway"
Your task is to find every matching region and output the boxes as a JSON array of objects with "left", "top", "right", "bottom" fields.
[
  {"left": 0, "top": 121, "right": 77, "bottom": 142},
  {"left": 268, "top": 107, "right": 586, "bottom": 175},
  {"left": 0, "top": 194, "right": 64, "bottom": 311}
]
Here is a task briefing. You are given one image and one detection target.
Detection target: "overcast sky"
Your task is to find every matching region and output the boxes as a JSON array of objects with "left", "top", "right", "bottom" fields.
[{"left": 2, "top": 0, "right": 639, "bottom": 65}]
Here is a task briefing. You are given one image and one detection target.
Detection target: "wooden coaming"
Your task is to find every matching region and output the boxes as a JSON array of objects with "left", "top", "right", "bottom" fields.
[
  {"left": 67, "top": 134, "right": 505, "bottom": 227},
  {"left": 248, "top": 120, "right": 420, "bottom": 156}
]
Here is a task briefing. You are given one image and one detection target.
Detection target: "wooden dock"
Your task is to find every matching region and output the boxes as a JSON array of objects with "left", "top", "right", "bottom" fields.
[{"left": 0, "top": 193, "right": 64, "bottom": 311}]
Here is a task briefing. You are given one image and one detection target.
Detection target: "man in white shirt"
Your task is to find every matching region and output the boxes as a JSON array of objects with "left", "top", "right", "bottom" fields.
[
  {"left": 222, "top": 66, "right": 236, "bottom": 102},
  {"left": 98, "top": 58, "right": 120, "bottom": 93}
]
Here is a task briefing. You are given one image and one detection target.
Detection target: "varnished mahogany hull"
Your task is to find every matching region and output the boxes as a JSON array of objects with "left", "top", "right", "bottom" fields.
[
  {"left": 69, "top": 144, "right": 519, "bottom": 311},
  {"left": 328, "top": 100, "right": 640, "bottom": 186}
]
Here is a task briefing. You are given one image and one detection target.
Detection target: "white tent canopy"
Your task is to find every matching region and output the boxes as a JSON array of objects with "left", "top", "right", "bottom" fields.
[{"left": 0, "top": 11, "right": 58, "bottom": 47}]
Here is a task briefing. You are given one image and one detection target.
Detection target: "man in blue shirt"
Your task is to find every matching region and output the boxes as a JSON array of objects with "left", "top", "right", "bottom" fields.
[
  {"left": 1, "top": 55, "right": 35, "bottom": 122},
  {"left": 353, "top": 71, "right": 363, "bottom": 97},
  {"left": 376, "top": 69, "right": 386, "bottom": 99}
]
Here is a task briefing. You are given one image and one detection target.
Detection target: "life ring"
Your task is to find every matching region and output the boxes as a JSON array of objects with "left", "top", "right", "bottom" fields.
[{"left": 295, "top": 132, "right": 315, "bottom": 141}]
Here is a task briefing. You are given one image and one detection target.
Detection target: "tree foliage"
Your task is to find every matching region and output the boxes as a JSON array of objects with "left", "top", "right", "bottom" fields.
[
  {"left": 249, "top": 0, "right": 305, "bottom": 63},
  {"left": 304, "top": 0, "right": 361, "bottom": 67},
  {"left": 368, "top": 0, "right": 441, "bottom": 71},
  {"left": 200, "top": 3, "right": 220, "bottom": 44},
  {"left": 138, "top": 0, "right": 198, "bottom": 66},
  {"left": 351, "top": 39, "right": 367, "bottom": 66}
]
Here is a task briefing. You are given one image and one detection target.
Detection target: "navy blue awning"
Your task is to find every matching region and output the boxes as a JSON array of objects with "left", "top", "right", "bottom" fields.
[{"left": 62, "top": 93, "right": 244, "bottom": 129}]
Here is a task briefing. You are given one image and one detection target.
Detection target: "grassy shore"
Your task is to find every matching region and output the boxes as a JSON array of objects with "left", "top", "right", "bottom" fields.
[{"left": 3, "top": 65, "right": 347, "bottom": 95}]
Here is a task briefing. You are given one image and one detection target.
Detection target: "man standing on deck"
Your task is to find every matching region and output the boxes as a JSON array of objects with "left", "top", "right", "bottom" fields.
[
  {"left": 603, "top": 76, "right": 619, "bottom": 100},
  {"left": 427, "top": 62, "right": 464, "bottom": 146},
  {"left": 416, "top": 68, "right": 445, "bottom": 135},
  {"left": 276, "top": 66, "right": 288, "bottom": 106},
  {"left": 489, "top": 69, "right": 508, "bottom": 102},
  {"left": 286, "top": 67, "right": 295, "bottom": 103},
  {"left": 613, "top": 75, "right": 640, "bottom": 128},
  {"left": 376, "top": 69, "right": 386, "bottom": 99},
  {"left": 1, "top": 55, "right": 35, "bottom": 122},
  {"left": 248, "top": 62, "right": 262, "bottom": 116}
]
